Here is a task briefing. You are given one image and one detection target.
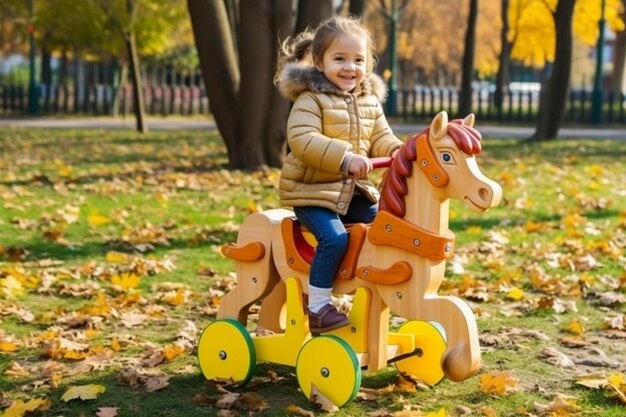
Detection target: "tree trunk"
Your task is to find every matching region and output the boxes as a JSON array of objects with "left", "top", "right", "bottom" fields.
[
  {"left": 56, "top": 50, "right": 69, "bottom": 112},
  {"left": 459, "top": 0, "right": 478, "bottom": 116},
  {"left": 189, "top": 0, "right": 332, "bottom": 170},
  {"left": 236, "top": 1, "right": 286, "bottom": 169},
  {"left": 295, "top": 0, "right": 333, "bottom": 34},
  {"left": 494, "top": 0, "right": 510, "bottom": 113},
  {"left": 187, "top": 0, "right": 240, "bottom": 166},
  {"left": 112, "top": 60, "right": 128, "bottom": 118},
  {"left": 530, "top": 0, "right": 576, "bottom": 141},
  {"left": 349, "top": 0, "right": 366, "bottom": 16},
  {"left": 610, "top": 0, "right": 626, "bottom": 92},
  {"left": 125, "top": 32, "right": 147, "bottom": 133}
]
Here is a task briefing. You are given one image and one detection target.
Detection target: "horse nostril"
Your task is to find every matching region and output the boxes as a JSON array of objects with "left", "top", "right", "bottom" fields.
[{"left": 478, "top": 187, "right": 490, "bottom": 202}]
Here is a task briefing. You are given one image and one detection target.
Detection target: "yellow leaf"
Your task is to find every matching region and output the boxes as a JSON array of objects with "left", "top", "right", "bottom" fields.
[
  {"left": 466, "top": 226, "right": 482, "bottom": 235},
  {"left": 88, "top": 213, "right": 110, "bottom": 227},
  {"left": 0, "top": 276, "right": 25, "bottom": 298},
  {"left": 0, "top": 398, "right": 51, "bottom": 417},
  {"left": 110, "top": 272, "right": 140, "bottom": 290},
  {"left": 564, "top": 318, "right": 585, "bottom": 336},
  {"left": 0, "top": 341, "right": 19, "bottom": 352},
  {"left": 480, "top": 406, "right": 497, "bottom": 417},
  {"left": 63, "top": 350, "right": 87, "bottom": 360},
  {"left": 57, "top": 164, "right": 73, "bottom": 178},
  {"left": 574, "top": 373, "right": 608, "bottom": 389},
  {"left": 61, "top": 384, "right": 106, "bottom": 402},
  {"left": 246, "top": 200, "right": 261, "bottom": 214},
  {"left": 424, "top": 408, "right": 447, "bottom": 417},
  {"left": 163, "top": 344, "right": 185, "bottom": 361},
  {"left": 480, "top": 371, "right": 519, "bottom": 396},
  {"left": 608, "top": 372, "right": 626, "bottom": 388},
  {"left": 163, "top": 289, "right": 187, "bottom": 306},
  {"left": 506, "top": 287, "right": 525, "bottom": 301},
  {"left": 524, "top": 220, "right": 544, "bottom": 233},
  {"left": 105, "top": 251, "right": 130, "bottom": 263},
  {"left": 111, "top": 338, "right": 121, "bottom": 352}
]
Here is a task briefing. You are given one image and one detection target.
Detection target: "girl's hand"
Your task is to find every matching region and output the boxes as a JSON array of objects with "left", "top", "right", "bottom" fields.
[
  {"left": 348, "top": 154, "right": 373, "bottom": 177},
  {"left": 391, "top": 148, "right": 400, "bottom": 159}
]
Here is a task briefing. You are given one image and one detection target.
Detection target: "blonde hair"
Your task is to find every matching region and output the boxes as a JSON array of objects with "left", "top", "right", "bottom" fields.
[{"left": 275, "top": 16, "right": 377, "bottom": 85}]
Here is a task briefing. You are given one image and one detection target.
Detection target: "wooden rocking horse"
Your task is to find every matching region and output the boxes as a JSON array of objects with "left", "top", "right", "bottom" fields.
[{"left": 198, "top": 111, "right": 502, "bottom": 407}]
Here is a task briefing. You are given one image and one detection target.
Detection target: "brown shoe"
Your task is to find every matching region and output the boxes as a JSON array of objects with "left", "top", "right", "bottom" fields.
[{"left": 308, "top": 304, "right": 350, "bottom": 334}]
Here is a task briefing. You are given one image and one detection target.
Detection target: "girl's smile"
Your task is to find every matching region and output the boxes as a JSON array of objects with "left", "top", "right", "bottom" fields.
[{"left": 318, "top": 33, "right": 368, "bottom": 93}]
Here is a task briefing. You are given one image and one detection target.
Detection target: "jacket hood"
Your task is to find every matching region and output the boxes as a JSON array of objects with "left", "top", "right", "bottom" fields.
[{"left": 277, "top": 63, "right": 388, "bottom": 103}]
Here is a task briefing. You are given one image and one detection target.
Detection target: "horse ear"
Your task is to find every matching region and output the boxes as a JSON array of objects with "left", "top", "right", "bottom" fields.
[
  {"left": 430, "top": 111, "right": 448, "bottom": 142},
  {"left": 463, "top": 113, "right": 475, "bottom": 128}
]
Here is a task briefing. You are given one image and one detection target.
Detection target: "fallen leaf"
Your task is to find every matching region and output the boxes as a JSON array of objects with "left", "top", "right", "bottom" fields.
[
  {"left": 142, "top": 375, "right": 170, "bottom": 392},
  {"left": 539, "top": 347, "right": 576, "bottom": 368},
  {"left": 479, "top": 406, "right": 497, "bottom": 417},
  {"left": 563, "top": 318, "right": 585, "bottom": 336},
  {"left": 574, "top": 373, "right": 608, "bottom": 389},
  {"left": 286, "top": 404, "right": 315, "bottom": 417},
  {"left": 4, "top": 361, "right": 30, "bottom": 378},
  {"left": 216, "top": 391, "right": 240, "bottom": 409},
  {"left": 238, "top": 392, "right": 269, "bottom": 412},
  {"left": 0, "top": 397, "right": 51, "bottom": 417},
  {"left": 479, "top": 371, "right": 519, "bottom": 396},
  {"left": 424, "top": 408, "right": 447, "bottom": 417},
  {"left": 105, "top": 251, "right": 130, "bottom": 263},
  {"left": 96, "top": 407, "right": 118, "bottom": 417},
  {"left": 61, "top": 384, "right": 106, "bottom": 401},
  {"left": 309, "top": 384, "right": 339, "bottom": 413},
  {"left": 534, "top": 394, "right": 581, "bottom": 415},
  {"left": 505, "top": 287, "right": 524, "bottom": 301}
]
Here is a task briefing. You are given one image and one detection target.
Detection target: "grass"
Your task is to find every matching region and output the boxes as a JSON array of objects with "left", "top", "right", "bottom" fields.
[{"left": 0, "top": 126, "right": 625, "bottom": 416}]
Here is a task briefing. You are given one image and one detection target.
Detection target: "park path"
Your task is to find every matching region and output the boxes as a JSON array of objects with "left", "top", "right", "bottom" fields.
[{"left": 1, "top": 116, "right": 625, "bottom": 140}]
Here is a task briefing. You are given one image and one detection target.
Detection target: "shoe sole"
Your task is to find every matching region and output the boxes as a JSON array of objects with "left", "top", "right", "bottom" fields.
[{"left": 310, "top": 318, "right": 350, "bottom": 335}]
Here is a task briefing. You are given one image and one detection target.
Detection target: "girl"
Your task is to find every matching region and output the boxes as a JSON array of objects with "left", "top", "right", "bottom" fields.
[{"left": 275, "top": 16, "right": 403, "bottom": 334}]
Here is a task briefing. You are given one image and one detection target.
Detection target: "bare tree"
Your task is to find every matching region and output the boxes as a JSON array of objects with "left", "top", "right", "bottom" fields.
[
  {"left": 187, "top": 0, "right": 334, "bottom": 170},
  {"left": 530, "top": 0, "right": 576, "bottom": 141},
  {"left": 95, "top": 0, "right": 147, "bottom": 133},
  {"left": 459, "top": 0, "right": 478, "bottom": 116}
]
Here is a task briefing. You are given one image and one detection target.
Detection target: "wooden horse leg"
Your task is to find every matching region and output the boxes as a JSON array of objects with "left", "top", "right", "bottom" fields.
[
  {"left": 258, "top": 276, "right": 287, "bottom": 333},
  {"left": 217, "top": 258, "right": 279, "bottom": 326},
  {"left": 420, "top": 296, "right": 480, "bottom": 382},
  {"left": 217, "top": 212, "right": 282, "bottom": 326}
]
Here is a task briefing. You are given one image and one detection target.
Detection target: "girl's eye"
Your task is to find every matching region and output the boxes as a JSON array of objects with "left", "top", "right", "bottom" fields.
[{"left": 441, "top": 152, "right": 454, "bottom": 164}]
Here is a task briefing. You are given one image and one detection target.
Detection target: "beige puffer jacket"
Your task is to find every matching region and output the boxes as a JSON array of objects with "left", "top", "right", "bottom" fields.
[{"left": 277, "top": 64, "right": 403, "bottom": 215}]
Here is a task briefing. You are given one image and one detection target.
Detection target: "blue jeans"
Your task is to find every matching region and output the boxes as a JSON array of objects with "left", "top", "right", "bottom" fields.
[{"left": 294, "top": 196, "right": 378, "bottom": 289}]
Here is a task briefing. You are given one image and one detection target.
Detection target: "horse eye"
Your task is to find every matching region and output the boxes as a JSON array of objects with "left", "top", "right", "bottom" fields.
[{"left": 441, "top": 152, "right": 454, "bottom": 164}]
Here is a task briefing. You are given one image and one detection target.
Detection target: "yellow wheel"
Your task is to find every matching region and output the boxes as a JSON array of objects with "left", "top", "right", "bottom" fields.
[
  {"left": 296, "top": 335, "right": 361, "bottom": 407},
  {"left": 197, "top": 319, "right": 255, "bottom": 386},
  {"left": 394, "top": 320, "right": 447, "bottom": 386}
]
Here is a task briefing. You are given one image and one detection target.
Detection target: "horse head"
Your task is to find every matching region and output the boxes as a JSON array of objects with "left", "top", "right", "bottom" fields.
[{"left": 380, "top": 111, "right": 502, "bottom": 219}]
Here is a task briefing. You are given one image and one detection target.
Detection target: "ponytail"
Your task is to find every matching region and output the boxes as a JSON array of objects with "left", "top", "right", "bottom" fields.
[{"left": 274, "top": 30, "right": 315, "bottom": 86}]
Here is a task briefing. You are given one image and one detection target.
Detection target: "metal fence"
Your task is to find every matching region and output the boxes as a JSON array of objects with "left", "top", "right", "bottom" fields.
[
  {"left": 2, "top": 72, "right": 626, "bottom": 126},
  {"left": 0, "top": 65, "right": 209, "bottom": 117},
  {"left": 396, "top": 87, "right": 626, "bottom": 125}
]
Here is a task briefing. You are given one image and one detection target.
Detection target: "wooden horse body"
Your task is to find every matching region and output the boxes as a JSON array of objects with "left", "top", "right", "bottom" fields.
[{"left": 206, "top": 111, "right": 502, "bottom": 403}]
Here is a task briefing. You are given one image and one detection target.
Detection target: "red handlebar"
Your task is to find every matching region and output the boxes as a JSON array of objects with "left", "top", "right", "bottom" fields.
[{"left": 370, "top": 157, "right": 393, "bottom": 169}]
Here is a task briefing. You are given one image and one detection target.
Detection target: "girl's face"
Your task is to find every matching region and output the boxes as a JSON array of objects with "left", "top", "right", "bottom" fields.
[{"left": 318, "top": 33, "right": 367, "bottom": 93}]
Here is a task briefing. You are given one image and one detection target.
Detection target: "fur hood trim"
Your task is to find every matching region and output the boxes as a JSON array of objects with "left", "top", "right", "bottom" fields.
[{"left": 277, "top": 63, "right": 388, "bottom": 102}]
